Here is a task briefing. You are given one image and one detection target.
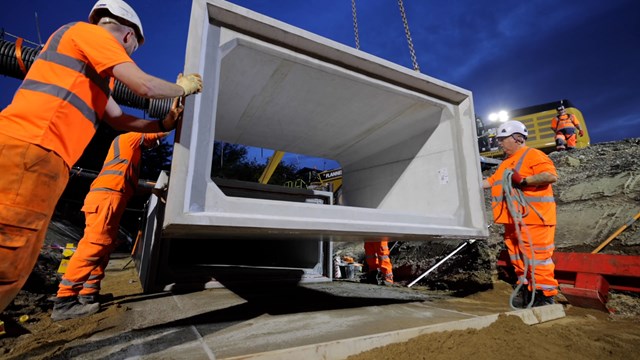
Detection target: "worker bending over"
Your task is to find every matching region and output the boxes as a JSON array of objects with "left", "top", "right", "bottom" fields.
[
  {"left": 52, "top": 111, "right": 180, "bottom": 320},
  {"left": 0, "top": 0, "right": 202, "bottom": 314},
  {"left": 482, "top": 121, "right": 559, "bottom": 308},
  {"left": 363, "top": 239, "right": 394, "bottom": 286},
  {"left": 551, "top": 104, "right": 583, "bottom": 151}
]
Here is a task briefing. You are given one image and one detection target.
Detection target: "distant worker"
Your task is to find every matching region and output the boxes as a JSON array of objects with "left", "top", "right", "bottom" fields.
[
  {"left": 482, "top": 121, "right": 559, "bottom": 308},
  {"left": 551, "top": 104, "right": 583, "bottom": 151},
  {"left": 0, "top": 0, "right": 203, "bottom": 314},
  {"left": 52, "top": 112, "right": 179, "bottom": 320},
  {"left": 363, "top": 239, "right": 394, "bottom": 286}
]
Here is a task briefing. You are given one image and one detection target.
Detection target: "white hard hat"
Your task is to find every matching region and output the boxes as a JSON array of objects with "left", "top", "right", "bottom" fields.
[
  {"left": 496, "top": 120, "right": 528, "bottom": 139},
  {"left": 89, "top": 0, "right": 145, "bottom": 45}
]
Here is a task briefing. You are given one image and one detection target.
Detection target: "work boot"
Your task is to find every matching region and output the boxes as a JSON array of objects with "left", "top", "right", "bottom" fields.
[
  {"left": 78, "top": 293, "right": 114, "bottom": 305},
  {"left": 378, "top": 273, "right": 395, "bottom": 286},
  {"left": 361, "top": 270, "right": 380, "bottom": 284},
  {"left": 51, "top": 296, "right": 100, "bottom": 321},
  {"left": 531, "top": 290, "right": 555, "bottom": 307},
  {"left": 510, "top": 286, "right": 531, "bottom": 309},
  {"left": 78, "top": 294, "right": 98, "bottom": 305}
]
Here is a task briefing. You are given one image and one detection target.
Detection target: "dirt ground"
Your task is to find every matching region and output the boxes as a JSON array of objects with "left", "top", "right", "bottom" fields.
[
  {"left": 348, "top": 306, "right": 640, "bottom": 360},
  {"left": 1, "top": 139, "right": 640, "bottom": 359}
]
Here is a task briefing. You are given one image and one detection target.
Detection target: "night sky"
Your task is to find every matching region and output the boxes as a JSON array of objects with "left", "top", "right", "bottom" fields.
[{"left": 1, "top": 0, "right": 638, "bottom": 169}]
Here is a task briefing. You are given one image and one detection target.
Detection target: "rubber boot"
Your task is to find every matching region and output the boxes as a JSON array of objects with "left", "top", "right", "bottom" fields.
[{"left": 51, "top": 296, "right": 100, "bottom": 321}]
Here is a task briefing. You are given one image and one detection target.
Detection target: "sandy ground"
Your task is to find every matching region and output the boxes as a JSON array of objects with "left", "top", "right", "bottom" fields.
[{"left": 348, "top": 307, "right": 640, "bottom": 360}]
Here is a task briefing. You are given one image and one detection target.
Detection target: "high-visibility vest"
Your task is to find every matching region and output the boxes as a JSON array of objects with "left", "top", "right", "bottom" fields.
[
  {"left": 90, "top": 132, "right": 164, "bottom": 198},
  {"left": 551, "top": 113, "right": 579, "bottom": 132},
  {"left": 488, "top": 147, "right": 557, "bottom": 225},
  {"left": 0, "top": 22, "right": 132, "bottom": 166}
]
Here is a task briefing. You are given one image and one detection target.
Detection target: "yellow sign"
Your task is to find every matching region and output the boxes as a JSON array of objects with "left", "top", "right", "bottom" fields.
[{"left": 57, "top": 243, "right": 76, "bottom": 274}]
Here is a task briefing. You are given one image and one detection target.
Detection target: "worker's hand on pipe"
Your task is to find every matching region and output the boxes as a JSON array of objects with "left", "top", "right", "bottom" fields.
[
  {"left": 578, "top": 129, "right": 584, "bottom": 137},
  {"left": 160, "top": 97, "right": 184, "bottom": 132},
  {"left": 177, "top": 73, "right": 203, "bottom": 96},
  {"left": 510, "top": 170, "right": 526, "bottom": 188}
]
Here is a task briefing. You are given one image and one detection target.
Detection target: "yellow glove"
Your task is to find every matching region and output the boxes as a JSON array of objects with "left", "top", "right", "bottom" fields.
[{"left": 177, "top": 73, "right": 203, "bottom": 96}]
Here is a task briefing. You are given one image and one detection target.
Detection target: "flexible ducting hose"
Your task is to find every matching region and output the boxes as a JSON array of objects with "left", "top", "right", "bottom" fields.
[
  {"left": 0, "top": 38, "right": 171, "bottom": 119},
  {"left": 499, "top": 168, "right": 539, "bottom": 310}
]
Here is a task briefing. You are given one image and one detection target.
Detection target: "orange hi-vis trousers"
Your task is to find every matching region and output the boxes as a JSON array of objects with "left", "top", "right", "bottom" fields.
[
  {"left": 555, "top": 130, "right": 577, "bottom": 149},
  {"left": 57, "top": 191, "right": 128, "bottom": 298},
  {"left": 364, "top": 240, "right": 394, "bottom": 283},
  {"left": 0, "top": 133, "right": 69, "bottom": 312},
  {"left": 504, "top": 223, "right": 558, "bottom": 296}
]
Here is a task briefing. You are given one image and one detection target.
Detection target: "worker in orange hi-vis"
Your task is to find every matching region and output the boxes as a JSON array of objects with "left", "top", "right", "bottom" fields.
[
  {"left": 363, "top": 238, "right": 394, "bottom": 286},
  {"left": 52, "top": 125, "right": 177, "bottom": 321},
  {"left": 0, "top": 0, "right": 202, "bottom": 316},
  {"left": 551, "top": 104, "right": 583, "bottom": 151},
  {"left": 482, "top": 120, "right": 559, "bottom": 308}
]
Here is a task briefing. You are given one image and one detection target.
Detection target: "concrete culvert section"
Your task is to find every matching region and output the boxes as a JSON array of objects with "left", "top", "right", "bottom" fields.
[
  {"left": 164, "top": 0, "right": 487, "bottom": 243},
  {"left": 135, "top": 0, "right": 489, "bottom": 291}
]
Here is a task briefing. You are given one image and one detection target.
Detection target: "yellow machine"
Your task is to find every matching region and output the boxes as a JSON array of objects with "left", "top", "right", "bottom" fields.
[{"left": 480, "top": 99, "right": 590, "bottom": 159}]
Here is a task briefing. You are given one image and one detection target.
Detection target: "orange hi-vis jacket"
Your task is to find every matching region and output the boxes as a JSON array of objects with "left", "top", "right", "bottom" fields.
[
  {"left": 551, "top": 113, "right": 580, "bottom": 132},
  {"left": 0, "top": 22, "right": 133, "bottom": 167},
  {"left": 90, "top": 133, "right": 164, "bottom": 199},
  {"left": 487, "top": 146, "right": 557, "bottom": 226}
]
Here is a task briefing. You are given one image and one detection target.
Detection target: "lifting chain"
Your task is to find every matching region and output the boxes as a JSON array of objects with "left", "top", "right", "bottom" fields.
[
  {"left": 351, "top": 0, "right": 361, "bottom": 50},
  {"left": 397, "top": 0, "right": 420, "bottom": 72}
]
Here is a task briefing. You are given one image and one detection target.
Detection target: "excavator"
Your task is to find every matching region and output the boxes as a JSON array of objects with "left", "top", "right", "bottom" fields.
[{"left": 478, "top": 99, "right": 591, "bottom": 159}]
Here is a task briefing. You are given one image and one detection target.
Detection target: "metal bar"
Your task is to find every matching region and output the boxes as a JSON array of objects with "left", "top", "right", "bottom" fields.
[{"left": 407, "top": 239, "right": 475, "bottom": 288}]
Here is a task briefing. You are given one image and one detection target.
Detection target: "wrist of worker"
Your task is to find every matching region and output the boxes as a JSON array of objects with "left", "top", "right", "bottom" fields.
[
  {"left": 158, "top": 118, "right": 168, "bottom": 132},
  {"left": 521, "top": 177, "right": 528, "bottom": 186}
]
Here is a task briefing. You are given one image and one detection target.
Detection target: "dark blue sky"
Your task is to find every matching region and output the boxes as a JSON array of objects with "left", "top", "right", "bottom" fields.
[{"left": 1, "top": 1, "right": 639, "bottom": 168}]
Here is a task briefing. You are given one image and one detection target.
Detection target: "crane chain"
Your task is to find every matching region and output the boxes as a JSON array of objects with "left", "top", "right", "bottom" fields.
[
  {"left": 351, "top": 0, "right": 361, "bottom": 50},
  {"left": 397, "top": 0, "right": 420, "bottom": 72}
]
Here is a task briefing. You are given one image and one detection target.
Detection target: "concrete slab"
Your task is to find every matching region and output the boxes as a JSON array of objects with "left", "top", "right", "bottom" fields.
[{"left": 64, "top": 258, "right": 564, "bottom": 360}]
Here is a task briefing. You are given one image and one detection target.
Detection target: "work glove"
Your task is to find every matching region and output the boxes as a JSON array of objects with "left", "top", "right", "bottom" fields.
[
  {"left": 177, "top": 73, "right": 203, "bottom": 96},
  {"left": 578, "top": 129, "right": 584, "bottom": 137},
  {"left": 510, "top": 169, "right": 526, "bottom": 188}
]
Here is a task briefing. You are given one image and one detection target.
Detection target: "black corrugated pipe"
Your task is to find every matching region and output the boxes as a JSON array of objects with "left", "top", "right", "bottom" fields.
[{"left": 0, "top": 38, "right": 171, "bottom": 119}]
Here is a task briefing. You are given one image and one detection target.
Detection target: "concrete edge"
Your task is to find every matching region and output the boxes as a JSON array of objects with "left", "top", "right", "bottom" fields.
[{"left": 220, "top": 304, "right": 565, "bottom": 360}]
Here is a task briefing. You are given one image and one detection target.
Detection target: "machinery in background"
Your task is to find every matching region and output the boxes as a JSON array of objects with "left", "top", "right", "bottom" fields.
[{"left": 478, "top": 99, "right": 591, "bottom": 161}]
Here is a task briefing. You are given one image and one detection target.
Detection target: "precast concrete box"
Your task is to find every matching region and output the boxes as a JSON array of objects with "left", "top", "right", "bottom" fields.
[{"left": 137, "top": 0, "right": 488, "bottom": 291}]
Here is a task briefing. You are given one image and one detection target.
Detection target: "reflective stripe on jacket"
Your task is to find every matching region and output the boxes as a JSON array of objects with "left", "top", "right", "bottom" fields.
[
  {"left": 0, "top": 22, "right": 133, "bottom": 166},
  {"left": 90, "top": 132, "right": 164, "bottom": 198},
  {"left": 551, "top": 113, "right": 579, "bottom": 132},
  {"left": 487, "top": 146, "right": 557, "bottom": 225}
]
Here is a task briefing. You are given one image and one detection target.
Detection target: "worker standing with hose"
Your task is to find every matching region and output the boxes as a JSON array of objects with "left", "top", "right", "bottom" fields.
[
  {"left": 482, "top": 121, "right": 559, "bottom": 308},
  {"left": 0, "top": 0, "right": 203, "bottom": 315}
]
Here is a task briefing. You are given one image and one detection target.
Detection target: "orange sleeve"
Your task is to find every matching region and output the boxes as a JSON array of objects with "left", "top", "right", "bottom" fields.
[
  {"left": 142, "top": 132, "right": 166, "bottom": 143},
  {"left": 571, "top": 114, "right": 580, "bottom": 127},
  {"left": 121, "top": 132, "right": 145, "bottom": 149},
  {"left": 72, "top": 22, "right": 134, "bottom": 77},
  {"left": 528, "top": 150, "right": 557, "bottom": 178},
  {"left": 486, "top": 163, "right": 505, "bottom": 186}
]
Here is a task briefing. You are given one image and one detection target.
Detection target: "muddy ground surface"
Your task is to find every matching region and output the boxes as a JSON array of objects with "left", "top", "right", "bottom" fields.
[{"left": 1, "top": 139, "right": 640, "bottom": 359}]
